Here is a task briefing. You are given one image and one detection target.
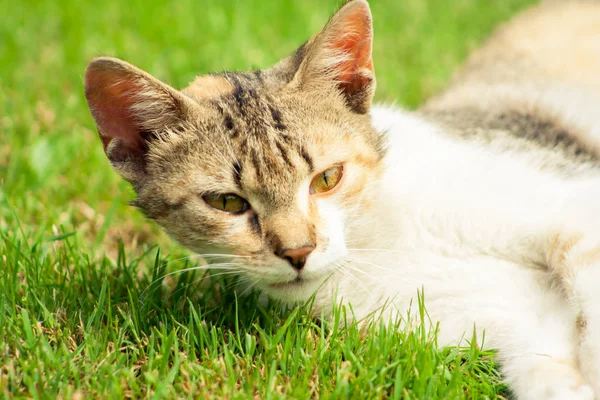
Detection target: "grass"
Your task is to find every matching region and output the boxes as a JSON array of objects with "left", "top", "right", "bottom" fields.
[{"left": 1, "top": 0, "right": 537, "bottom": 398}]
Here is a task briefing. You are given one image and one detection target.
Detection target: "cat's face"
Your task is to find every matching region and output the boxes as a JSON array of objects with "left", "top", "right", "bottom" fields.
[
  {"left": 84, "top": 0, "right": 383, "bottom": 301},
  {"left": 139, "top": 88, "right": 383, "bottom": 300}
]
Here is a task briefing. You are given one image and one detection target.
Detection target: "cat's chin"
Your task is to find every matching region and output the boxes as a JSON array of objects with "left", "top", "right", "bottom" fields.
[{"left": 259, "top": 276, "right": 325, "bottom": 303}]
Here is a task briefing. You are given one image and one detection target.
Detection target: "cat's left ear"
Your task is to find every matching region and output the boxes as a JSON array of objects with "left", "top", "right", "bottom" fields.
[
  {"left": 84, "top": 57, "right": 196, "bottom": 182},
  {"left": 293, "top": 0, "right": 375, "bottom": 114}
]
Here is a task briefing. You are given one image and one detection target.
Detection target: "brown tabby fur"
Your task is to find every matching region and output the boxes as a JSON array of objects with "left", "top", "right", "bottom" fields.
[
  {"left": 424, "top": 0, "right": 600, "bottom": 173},
  {"left": 85, "top": 0, "right": 383, "bottom": 260}
]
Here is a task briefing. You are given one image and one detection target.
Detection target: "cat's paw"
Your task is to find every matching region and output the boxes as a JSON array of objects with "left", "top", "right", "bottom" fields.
[
  {"left": 509, "top": 357, "right": 595, "bottom": 400},
  {"left": 522, "top": 379, "right": 595, "bottom": 400},
  {"left": 549, "top": 385, "right": 595, "bottom": 400}
]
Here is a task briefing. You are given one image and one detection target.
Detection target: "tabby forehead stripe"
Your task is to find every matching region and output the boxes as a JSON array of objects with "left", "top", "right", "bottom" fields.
[
  {"left": 275, "top": 140, "right": 293, "bottom": 167},
  {"left": 252, "top": 70, "right": 264, "bottom": 83},
  {"left": 232, "top": 161, "right": 243, "bottom": 189},
  {"left": 227, "top": 74, "right": 246, "bottom": 111},
  {"left": 249, "top": 213, "right": 262, "bottom": 236},
  {"left": 279, "top": 132, "right": 293, "bottom": 143},
  {"left": 250, "top": 148, "right": 263, "bottom": 181},
  {"left": 212, "top": 100, "right": 238, "bottom": 137},
  {"left": 224, "top": 114, "right": 235, "bottom": 132},
  {"left": 269, "top": 104, "right": 287, "bottom": 131},
  {"left": 239, "top": 137, "right": 249, "bottom": 159},
  {"left": 301, "top": 147, "right": 314, "bottom": 172}
]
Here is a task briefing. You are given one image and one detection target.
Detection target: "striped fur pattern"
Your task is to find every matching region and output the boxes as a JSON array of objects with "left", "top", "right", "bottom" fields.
[
  {"left": 84, "top": 1, "right": 600, "bottom": 398},
  {"left": 85, "top": 0, "right": 383, "bottom": 300}
]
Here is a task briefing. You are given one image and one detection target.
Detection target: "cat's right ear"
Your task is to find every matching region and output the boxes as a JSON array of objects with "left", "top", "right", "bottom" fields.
[
  {"left": 85, "top": 57, "right": 194, "bottom": 181},
  {"left": 291, "top": 0, "right": 375, "bottom": 114}
]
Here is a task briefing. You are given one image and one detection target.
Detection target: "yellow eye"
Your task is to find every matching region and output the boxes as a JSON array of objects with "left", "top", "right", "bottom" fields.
[
  {"left": 310, "top": 165, "right": 344, "bottom": 195},
  {"left": 203, "top": 193, "right": 249, "bottom": 214}
]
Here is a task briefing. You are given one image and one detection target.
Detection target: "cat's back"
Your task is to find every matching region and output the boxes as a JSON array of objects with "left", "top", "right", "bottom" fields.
[{"left": 420, "top": 0, "right": 600, "bottom": 174}]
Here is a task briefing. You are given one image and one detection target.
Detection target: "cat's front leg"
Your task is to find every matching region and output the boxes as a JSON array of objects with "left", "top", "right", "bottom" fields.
[
  {"left": 502, "top": 354, "right": 594, "bottom": 400},
  {"left": 547, "top": 234, "right": 600, "bottom": 393},
  {"left": 547, "top": 189, "right": 600, "bottom": 393},
  {"left": 574, "top": 261, "right": 600, "bottom": 395},
  {"left": 407, "top": 254, "right": 595, "bottom": 400}
]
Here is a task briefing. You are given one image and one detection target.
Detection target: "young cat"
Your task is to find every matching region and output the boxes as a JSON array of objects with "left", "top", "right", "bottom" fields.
[{"left": 84, "top": 0, "right": 600, "bottom": 398}]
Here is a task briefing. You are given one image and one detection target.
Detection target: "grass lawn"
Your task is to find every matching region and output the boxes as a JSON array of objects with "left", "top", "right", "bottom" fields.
[{"left": 1, "top": 0, "right": 537, "bottom": 398}]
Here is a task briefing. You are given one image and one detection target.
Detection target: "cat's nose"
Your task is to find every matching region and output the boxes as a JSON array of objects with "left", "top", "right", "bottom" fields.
[{"left": 277, "top": 246, "right": 315, "bottom": 270}]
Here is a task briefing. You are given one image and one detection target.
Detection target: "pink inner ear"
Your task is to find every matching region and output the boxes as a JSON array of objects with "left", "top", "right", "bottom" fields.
[
  {"left": 329, "top": 2, "right": 374, "bottom": 84},
  {"left": 85, "top": 66, "right": 146, "bottom": 156}
]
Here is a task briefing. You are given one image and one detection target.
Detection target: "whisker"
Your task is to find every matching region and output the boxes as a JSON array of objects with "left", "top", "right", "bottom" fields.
[
  {"left": 348, "top": 248, "right": 409, "bottom": 254},
  {"left": 345, "top": 256, "right": 394, "bottom": 272},
  {"left": 333, "top": 259, "right": 372, "bottom": 293},
  {"left": 162, "top": 270, "right": 244, "bottom": 304},
  {"left": 224, "top": 275, "right": 256, "bottom": 293},
  {"left": 339, "top": 260, "right": 379, "bottom": 278},
  {"left": 140, "top": 262, "right": 243, "bottom": 302},
  {"left": 159, "top": 263, "right": 240, "bottom": 280},
  {"left": 239, "top": 278, "right": 262, "bottom": 296},
  {"left": 197, "top": 254, "right": 252, "bottom": 259},
  {"left": 333, "top": 264, "right": 372, "bottom": 295},
  {"left": 344, "top": 260, "right": 383, "bottom": 283},
  {"left": 157, "top": 254, "right": 207, "bottom": 269}
]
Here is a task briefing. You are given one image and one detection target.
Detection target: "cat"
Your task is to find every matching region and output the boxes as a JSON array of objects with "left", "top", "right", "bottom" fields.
[{"left": 83, "top": 0, "right": 600, "bottom": 398}]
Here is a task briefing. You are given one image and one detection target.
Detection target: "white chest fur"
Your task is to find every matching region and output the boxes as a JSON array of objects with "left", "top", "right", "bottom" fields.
[{"left": 327, "top": 105, "right": 600, "bottom": 399}]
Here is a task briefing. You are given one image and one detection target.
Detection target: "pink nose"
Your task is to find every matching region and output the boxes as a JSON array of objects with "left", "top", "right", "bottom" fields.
[{"left": 277, "top": 246, "right": 315, "bottom": 270}]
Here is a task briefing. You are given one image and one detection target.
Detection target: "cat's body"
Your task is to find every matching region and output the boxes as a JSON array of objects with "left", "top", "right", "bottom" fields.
[
  {"left": 84, "top": 1, "right": 600, "bottom": 398},
  {"left": 336, "top": 102, "right": 600, "bottom": 398}
]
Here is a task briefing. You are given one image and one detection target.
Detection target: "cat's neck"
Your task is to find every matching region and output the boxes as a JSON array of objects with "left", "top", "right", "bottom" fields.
[{"left": 355, "top": 105, "right": 575, "bottom": 263}]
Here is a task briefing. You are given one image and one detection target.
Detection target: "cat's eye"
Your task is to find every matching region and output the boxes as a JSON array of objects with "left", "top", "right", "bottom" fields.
[
  {"left": 310, "top": 165, "right": 344, "bottom": 195},
  {"left": 203, "top": 193, "right": 249, "bottom": 214}
]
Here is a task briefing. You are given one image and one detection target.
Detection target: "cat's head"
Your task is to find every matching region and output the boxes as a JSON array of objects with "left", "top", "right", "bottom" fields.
[{"left": 84, "top": 0, "right": 385, "bottom": 301}]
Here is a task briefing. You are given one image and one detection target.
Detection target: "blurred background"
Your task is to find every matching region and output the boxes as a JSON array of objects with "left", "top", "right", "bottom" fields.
[{"left": 0, "top": 0, "right": 537, "bottom": 262}]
